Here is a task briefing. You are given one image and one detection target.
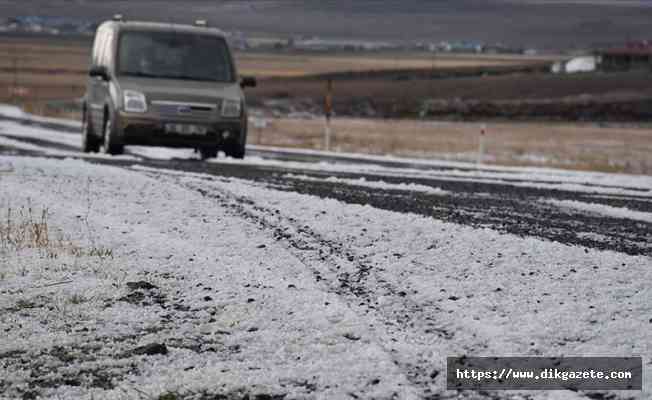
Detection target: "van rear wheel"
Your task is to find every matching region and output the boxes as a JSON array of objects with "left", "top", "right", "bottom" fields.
[{"left": 199, "top": 147, "right": 218, "bottom": 160}]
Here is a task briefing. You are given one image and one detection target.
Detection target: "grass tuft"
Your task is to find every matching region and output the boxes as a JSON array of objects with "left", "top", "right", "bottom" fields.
[{"left": 0, "top": 202, "right": 114, "bottom": 261}]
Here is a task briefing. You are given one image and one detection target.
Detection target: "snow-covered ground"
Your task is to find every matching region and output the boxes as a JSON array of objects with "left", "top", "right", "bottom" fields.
[
  {"left": 543, "top": 199, "right": 652, "bottom": 224},
  {"left": 1, "top": 155, "right": 650, "bottom": 399},
  {"left": 2, "top": 105, "right": 652, "bottom": 198},
  {"left": 0, "top": 157, "right": 415, "bottom": 399}
]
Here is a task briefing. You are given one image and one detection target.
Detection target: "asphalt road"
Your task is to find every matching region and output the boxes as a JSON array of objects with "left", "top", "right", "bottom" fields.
[
  {"left": 0, "top": 115, "right": 650, "bottom": 258},
  {"left": 1, "top": 114, "right": 651, "bottom": 399}
]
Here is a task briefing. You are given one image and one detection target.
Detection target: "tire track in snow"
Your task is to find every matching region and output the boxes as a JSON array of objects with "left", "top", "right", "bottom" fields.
[{"left": 139, "top": 168, "right": 535, "bottom": 400}]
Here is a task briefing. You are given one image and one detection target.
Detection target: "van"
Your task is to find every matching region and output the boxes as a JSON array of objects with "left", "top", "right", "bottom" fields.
[{"left": 82, "top": 18, "right": 256, "bottom": 159}]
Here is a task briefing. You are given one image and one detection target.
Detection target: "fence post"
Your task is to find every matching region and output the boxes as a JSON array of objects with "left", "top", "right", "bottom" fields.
[
  {"left": 324, "top": 79, "right": 333, "bottom": 151},
  {"left": 477, "top": 123, "right": 486, "bottom": 165}
]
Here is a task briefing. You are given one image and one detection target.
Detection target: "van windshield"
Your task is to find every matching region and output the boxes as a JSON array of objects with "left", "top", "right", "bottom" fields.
[{"left": 117, "top": 30, "right": 234, "bottom": 82}]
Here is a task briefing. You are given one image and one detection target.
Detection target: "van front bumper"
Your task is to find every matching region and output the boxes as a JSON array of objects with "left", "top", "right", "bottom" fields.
[{"left": 116, "top": 111, "right": 244, "bottom": 148}]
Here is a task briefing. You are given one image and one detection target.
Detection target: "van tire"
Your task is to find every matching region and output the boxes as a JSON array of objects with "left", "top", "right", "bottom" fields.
[
  {"left": 82, "top": 110, "right": 100, "bottom": 153},
  {"left": 102, "top": 112, "right": 124, "bottom": 155},
  {"left": 199, "top": 147, "right": 218, "bottom": 160},
  {"left": 224, "top": 141, "right": 245, "bottom": 159}
]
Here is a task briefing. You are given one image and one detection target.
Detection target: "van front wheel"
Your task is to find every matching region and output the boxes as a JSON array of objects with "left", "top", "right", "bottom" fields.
[
  {"left": 82, "top": 111, "right": 100, "bottom": 153},
  {"left": 102, "top": 114, "right": 124, "bottom": 155},
  {"left": 199, "top": 147, "right": 218, "bottom": 160},
  {"left": 224, "top": 141, "right": 245, "bottom": 159}
]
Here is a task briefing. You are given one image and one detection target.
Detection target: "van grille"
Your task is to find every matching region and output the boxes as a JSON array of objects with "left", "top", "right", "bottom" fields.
[{"left": 152, "top": 101, "right": 218, "bottom": 121}]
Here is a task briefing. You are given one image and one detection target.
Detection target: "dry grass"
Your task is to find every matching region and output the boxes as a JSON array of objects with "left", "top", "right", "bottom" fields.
[
  {"left": 0, "top": 35, "right": 550, "bottom": 107},
  {"left": 235, "top": 52, "right": 552, "bottom": 77},
  {"left": 1, "top": 36, "right": 650, "bottom": 174},
  {"left": 252, "top": 118, "right": 652, "bottom": 174},
  {"left": 0, "top": 203, "right": 113, "bottom": 261}
]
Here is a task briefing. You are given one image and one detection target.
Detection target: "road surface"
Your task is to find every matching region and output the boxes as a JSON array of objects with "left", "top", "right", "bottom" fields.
[{"left": 0, "top": 108, "right": 650, "bottom": 399}]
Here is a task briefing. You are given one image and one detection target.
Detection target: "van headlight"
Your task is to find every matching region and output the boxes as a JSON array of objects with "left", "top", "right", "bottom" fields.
[
  {"left": 123, "top": 90, "right": 147, "bottom": 113},
  {"left": 221, "top": 99, "right": 241, "bottom": 118}
]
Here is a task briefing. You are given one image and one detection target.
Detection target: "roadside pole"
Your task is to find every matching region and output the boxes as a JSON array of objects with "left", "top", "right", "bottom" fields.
[
  {"left": 477, "top": 123, "right": 486, "bottom": 165},
  {"left": 324, "top": 79, "right": 333, "bottom": 151},
  {"left": 11, "top": 46, "right": 18, "bottom": 104}
]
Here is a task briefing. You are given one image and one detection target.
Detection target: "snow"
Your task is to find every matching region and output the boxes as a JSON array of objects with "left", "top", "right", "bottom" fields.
[
  {"left": 564, "top": 56, "right": 597, "bottom": 74},
  {"left": 0, "top": 156, "right": 417, "bottom": 399},
  {"left": 1, "top": 105, "right": 651, "bottom": 199},
  {"left": 283, "top": 173, "right": 450, "bottom": 196},
  {"left": 149, "top": 164, "right": 652, "bottom": 398},
  {"left": 0, "top": 104, "right": 28, "bottom": 119},
  {"left": 543, "top": 198, "right": 652, "bottom": 223},
  {"left": 1, "top": 155, "right": 650, "bottom": 398},
  {"left": 0, "top": 119, "right": 80, "bottom": 149},
  {"left": 0, "top": 104, "right": 81, "bottom": 129},
  {"left": 219, "top": 155, "right": 652, "bottom": 197}
]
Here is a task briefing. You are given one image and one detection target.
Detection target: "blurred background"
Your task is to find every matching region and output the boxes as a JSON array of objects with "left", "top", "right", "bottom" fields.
[{"left": 1, "top": 0, "right": 651, "bottom": 173}]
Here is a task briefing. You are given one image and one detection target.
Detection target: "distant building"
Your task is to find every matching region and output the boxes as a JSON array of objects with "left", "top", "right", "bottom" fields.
[
  {"left": 552, "top": 56, "right": 597, "bottom": 74},
  {"left": 596, "top": 41, "right": 652, "bottom": 72}
]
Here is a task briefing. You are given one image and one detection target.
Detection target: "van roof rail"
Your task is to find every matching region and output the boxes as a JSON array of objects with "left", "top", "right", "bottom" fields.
[{"left": 113, "top": 14, "right": 124, "bottom": 22}]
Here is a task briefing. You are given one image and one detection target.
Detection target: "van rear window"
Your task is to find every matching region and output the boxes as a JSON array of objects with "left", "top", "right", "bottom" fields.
[{"left": 117, "top": 30, "right": 234, "bottom": 82}]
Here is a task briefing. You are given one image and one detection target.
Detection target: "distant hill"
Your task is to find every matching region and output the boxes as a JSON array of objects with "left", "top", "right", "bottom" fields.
[{"left": 2, "top": 0, "right": 652, "bottom": 49}]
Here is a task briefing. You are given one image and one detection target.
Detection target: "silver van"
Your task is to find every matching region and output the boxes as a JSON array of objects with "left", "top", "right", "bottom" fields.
[{"left": 82, "top": 18, "right": 256, "bottom": 159}]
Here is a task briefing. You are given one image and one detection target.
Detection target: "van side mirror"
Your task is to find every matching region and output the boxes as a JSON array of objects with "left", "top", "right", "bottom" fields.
[
  {"left": 89, "top": 66, "right": 110, "bottom": 81},
  {"left": 240, "top": 76, "right": 256, "bottom": 88}
]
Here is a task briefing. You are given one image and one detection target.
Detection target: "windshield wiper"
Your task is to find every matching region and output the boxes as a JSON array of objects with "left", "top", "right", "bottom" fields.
[
  {"left": 121, "top": 71, "right": 228, "bottom": 82},
  {"left": 161, "top": 75, "right": 216, "bottom": 82},
  {"left": 121, "top": 71, "right": 163, "bottom": 79}
]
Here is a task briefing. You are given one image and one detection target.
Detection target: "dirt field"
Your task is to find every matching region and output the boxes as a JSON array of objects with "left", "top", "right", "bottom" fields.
[
  {"left": 0, "top": 35, "right": 555, "bottom": 106},
  {"left": 250, "top": 117, "right": 652, "bottom": 174},
  {"left": 236, "top": 52, "right": 554, "bottom": 77},
  {"left": 1, "top": 35, "right": 651, "bottom": 174}
]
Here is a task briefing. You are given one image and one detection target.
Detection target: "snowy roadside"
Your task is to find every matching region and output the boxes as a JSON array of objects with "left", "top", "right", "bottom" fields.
[
  {"left": 2, "top": 104, "right": 652, "bottom": 198},
  {"left": 542, "top": 199, "right": 652, "bottom": 224},
  {"left": 137, "top": 165, "right": 652, "bottom": 399},
  {"left": 1, "top": 155, "right": 650, "bottom": 399},
  {"left": 0, "top": 156, "right": 417, "bottom": 399}
]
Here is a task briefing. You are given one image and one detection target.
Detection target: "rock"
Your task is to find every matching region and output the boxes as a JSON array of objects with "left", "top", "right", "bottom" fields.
[
  {"left": 132, "top": 342, "right": 168, "bottom": 356},
  {"left": 257, "top": 244, "right": 267, "bottom": 249},
  {"left": 448, "top": 296, "right": 460, "bottom": 301},
  {"left": 126, "top": 281, "right": 158, "bottom": 291},
  {"left": 343, "top": 333, "right": 361, "bottom": 341}
]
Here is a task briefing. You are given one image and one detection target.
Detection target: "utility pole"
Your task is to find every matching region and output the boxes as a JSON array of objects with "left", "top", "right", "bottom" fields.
[
  {"left": 477, "top": 123, "right": 487, "bottom": 166},
  {"left": 10, "top": 46, "right": 18, "bottom": 104},
  {"left": 324, "top": 78, "right": 333, "bottom": 151}
]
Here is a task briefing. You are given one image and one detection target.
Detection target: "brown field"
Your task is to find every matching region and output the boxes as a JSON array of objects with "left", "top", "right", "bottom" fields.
[
  {"left": 236, "top": 52, "right": 555, "bottom": 77},
  {"left": 1, "top": 35, "right": 651, "bottom": 174},
  {"left": 254, "top": 72, "right": 652, "bottom": 102},
  {"left": 252, "top": 118, "right": 652, "bottom": 174},
  {"left": 0, "top": 35, "right": 556, "bottom": 106}
]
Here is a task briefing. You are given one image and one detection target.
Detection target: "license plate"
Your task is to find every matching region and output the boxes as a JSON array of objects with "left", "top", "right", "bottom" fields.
[{"left": 164, "top": 123, "right": 208, "bottom": 135}]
